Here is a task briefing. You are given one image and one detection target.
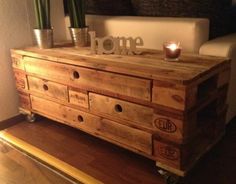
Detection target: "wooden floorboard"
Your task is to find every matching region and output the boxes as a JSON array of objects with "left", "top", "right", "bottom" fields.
[
  {"left": 1, "top": 116, "right": 236, "bottom": 184},
  {"left": 0, "top": 140, "right": 74, "bottom": 184}
]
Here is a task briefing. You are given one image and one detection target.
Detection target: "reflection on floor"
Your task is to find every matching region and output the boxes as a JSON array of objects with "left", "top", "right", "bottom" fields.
[{"left": 0, "top": 140, "right": 74, "bottom": 184}]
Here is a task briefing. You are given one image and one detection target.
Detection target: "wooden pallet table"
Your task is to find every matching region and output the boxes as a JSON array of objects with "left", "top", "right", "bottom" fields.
[{"left": 11, "top": 45, "right": 230, "bottom": 183}]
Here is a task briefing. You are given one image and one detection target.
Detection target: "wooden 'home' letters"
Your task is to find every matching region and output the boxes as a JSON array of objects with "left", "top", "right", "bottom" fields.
[{"left": 89, "top": 31, "right": 144, "bottom": 55}]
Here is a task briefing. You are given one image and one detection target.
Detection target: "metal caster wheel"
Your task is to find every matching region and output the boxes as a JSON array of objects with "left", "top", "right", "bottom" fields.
[
  {"left": 165, "top": 175, "right": 180, "bottom": 184},
  {"left": 26, "top": 113, "right": 36, "bottom": 123},
  {"left": 158, "top": 169, "right": 182, "bottom": 184}
]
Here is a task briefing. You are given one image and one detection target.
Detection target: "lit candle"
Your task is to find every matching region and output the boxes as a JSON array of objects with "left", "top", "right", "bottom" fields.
[{"left": 163, "top": 42, "right": 182, "bottom": 61}]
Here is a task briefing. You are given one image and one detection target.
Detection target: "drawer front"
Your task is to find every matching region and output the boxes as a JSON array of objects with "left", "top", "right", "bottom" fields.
[
  {"left": 69, "top": 89, "right": 89, "bottom": 109},
  {"left": 31, "top": 96, "right": 152, "bottom": 154},
  {"left": 24, "top": 57, "right": 151, "bottom": 101},
  {"left": 89, "top": 93, "right": 154, "bottom": 128},
  {"left": 28, "top": 76, "right": 68, "bottom": 101},
  {"left": 14, "top": 70, "right": 28, "bottom": 91}
]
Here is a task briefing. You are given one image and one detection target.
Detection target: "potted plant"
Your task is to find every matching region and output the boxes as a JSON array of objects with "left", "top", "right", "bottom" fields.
[
  {"left": 67, "top": 0, "right": 88, "bottom": 47},
  {"left": 33, "top": 0, "right": 53, "bottom": 49}
]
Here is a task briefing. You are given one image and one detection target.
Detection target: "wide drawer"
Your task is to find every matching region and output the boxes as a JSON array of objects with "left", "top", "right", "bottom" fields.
[
  {"left": 89, "top": 93, "right": 154, "bottom": 129},
  {"left": 28, "top": 76, "right": 68, "bottom": 101},
  {"left": 31, "top": 96, "right": 152, "bottom": 155},
  {"left": 24, "top": 57, "right": 151, "bottom": 101}
]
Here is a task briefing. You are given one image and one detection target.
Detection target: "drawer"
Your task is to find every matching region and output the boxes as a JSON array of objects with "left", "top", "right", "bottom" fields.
[
  {"left": 28, "top": 76, "right": 68, "bottom": 101},
  {"left": 31, "top": 96, "right": 152, "bottom": 155},
  {"left": 69, "top": 89, "right": 89, "bottom": 109},
  {"left": 24, "top": 57, "right": 151, "bottom": 101},
  {"left": 14, "top": 70, "right": 28, "bottom": 91},
  {"left": 89, "top": 93, "right": 154, "bottom": 129}
]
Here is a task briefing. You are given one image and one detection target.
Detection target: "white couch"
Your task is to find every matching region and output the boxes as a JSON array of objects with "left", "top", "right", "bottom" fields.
[{"left": 65, "top": 15, "right": 236, "bottom": 122}]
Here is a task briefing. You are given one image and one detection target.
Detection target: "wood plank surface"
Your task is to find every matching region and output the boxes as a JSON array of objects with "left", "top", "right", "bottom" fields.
[
  {"left": 89, "top": 93, "right": 154, "bottom": 129},
  {"left": 69, "top": 89, "right": 89, "bottom": 108},
  {"left": 11, "top": 46, "right": 230, "bottom": 84},
  {"left": 31, "top": 95, "right": 152, "bottom": 155},
  {"left": 28, "top": 76, "right": 68, "bottom": 102},
  {"left": 24, "top": 57, "right": 151, "bottom": 101},
  {"left": 14, "top": 69, "right": 28, "bottom": 91}
]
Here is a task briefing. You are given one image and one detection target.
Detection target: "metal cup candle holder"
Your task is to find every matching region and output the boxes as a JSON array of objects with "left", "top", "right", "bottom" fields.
[{"left": 163, "top": 42, "right": 182, "bottom": 61}]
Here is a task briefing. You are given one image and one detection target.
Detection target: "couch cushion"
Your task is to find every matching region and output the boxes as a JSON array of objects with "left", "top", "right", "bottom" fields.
[{"left": 84, "top": 15, "right": 209, "bottom": 53}]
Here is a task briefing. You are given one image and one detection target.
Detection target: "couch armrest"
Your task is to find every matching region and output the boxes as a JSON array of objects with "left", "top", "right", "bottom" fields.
[
  {"left": 199, "top": 33, "right": 236, "bottom": 58},
  {"left": 200, "top": 33, "right": 236, "bottom": 123}
]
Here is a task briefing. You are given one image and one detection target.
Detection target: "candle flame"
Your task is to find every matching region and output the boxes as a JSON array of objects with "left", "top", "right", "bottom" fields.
[{"left": 167, "top": 43, "right": 178, "bottom": 51}]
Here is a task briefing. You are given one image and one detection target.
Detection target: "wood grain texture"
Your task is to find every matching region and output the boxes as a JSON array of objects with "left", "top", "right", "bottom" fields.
[
  {"left": 11, "top": 54, "right": 24, "bottom": 70},
  {"left": 152, "top": 88, "right": 228, "bottom": 144},
  {"left": 89, "top": 93, "right": 154, "bottom": 129},
  {"left": 14, "top": 69, "right": 28, "bottom": 91},
  {"left": 69, "top": 89, "right": 89, "bottom": 109},
  {"left": 18, "top": 91, "right": 31, "bottom": 110},
  {"left": 24, "top": 57, "right": 151, "bottom": 101},
  {"left": 28, "top": 76, "right": 68, "bottom": 102},
  {"left": 11, "top": 46, "right": 230, "bottom": 84},
  {"left": 31, "top": 96, "right": 152, "bottom": 155},
  {"left": 154, "top": 113, "right": 227, "bottom": 172}
]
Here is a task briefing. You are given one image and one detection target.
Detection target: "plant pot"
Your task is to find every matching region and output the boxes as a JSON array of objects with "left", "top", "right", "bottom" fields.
[
  {"left": 69, "top": 27, "right": 88, "bottom": 47},
  {"left": 34, "top": 28, "right": 53, "bottom": 49}
]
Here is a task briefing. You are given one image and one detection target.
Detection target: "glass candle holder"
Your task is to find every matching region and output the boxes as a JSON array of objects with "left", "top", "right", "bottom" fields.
[{"left": 163, "top": 42, "right": 182, "bottom": 61}]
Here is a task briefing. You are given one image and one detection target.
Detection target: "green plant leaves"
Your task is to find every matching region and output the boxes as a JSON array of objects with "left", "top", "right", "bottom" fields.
[
  {"left": 34, "top": 0, "right": 51, "bottom": 29},
  {"left": 67, "top": 0, "right": 86, "bottom": 28}
]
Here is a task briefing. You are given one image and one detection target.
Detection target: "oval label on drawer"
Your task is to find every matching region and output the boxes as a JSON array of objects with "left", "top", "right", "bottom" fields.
[{"left": 154, "top": 118, "right": 177, "bottom": 133}]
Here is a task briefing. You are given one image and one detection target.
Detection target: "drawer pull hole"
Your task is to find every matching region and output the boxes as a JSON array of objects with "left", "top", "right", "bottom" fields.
[
  {"left": 43, "top": 84, "right": 48, "bottom": 91},
  {"left": 77, "top": 115, "right": 84, "bottom": 123},
  {"left": 73, "top": 71, "right": 80, "bottom": 79},
  {"left": 115, "top": 104, "right": 123, "bottom": 113}
]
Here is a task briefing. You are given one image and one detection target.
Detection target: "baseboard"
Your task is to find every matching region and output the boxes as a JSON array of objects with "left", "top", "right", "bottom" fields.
[{"left": 0, "top": 114, "right": 24, "bottom": 130}]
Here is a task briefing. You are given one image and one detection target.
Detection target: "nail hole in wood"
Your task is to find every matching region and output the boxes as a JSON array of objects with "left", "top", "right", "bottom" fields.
[
  {"left": 43, "top": 84, "right": 48, "bottom": 91},
  {"left": 73, "top": 71, "right": 80, "bottom": 79},
  {"left": 115, "top": 104, "right": 123, "bottom": 113},
  {"left": 77, "top": 115, "right": 84, "bottom": 123}
]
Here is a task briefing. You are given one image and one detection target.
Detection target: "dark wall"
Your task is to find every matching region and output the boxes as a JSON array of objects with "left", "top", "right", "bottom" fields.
[{"left": 64, "top": 0, "right": 235, "bottom": 39}]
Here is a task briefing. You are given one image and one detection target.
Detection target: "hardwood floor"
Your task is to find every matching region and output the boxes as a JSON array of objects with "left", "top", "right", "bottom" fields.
[
  {"left": 0, "top": 140, "right": 74, "bottom": 184},
  {"left": 1, "top": 116, "right": 236, "bottom": 184}
]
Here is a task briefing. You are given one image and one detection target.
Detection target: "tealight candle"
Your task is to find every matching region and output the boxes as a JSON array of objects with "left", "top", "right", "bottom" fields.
[{"left": 163, "top": 42, "right": 182, "bottom": 61}]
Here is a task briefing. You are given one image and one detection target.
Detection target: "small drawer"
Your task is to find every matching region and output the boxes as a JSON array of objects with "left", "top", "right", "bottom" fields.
[
  {"left": 89, "top": 93, "right": 154, "bottom": 128},
  {"left": 14, "top": 70, "right": 28, "bottom": 91},
  {"left": 24, "top": 57, "right": 151, "bottom": 101},
  {"left": 28, "top": 76, "right": 68, "bottom": 101},
  {"left": 69, "top": 89, "right": 89, "bottom": 108},
  {"left": 31, "top": 96, "right": 152, "bottom": 155}
]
